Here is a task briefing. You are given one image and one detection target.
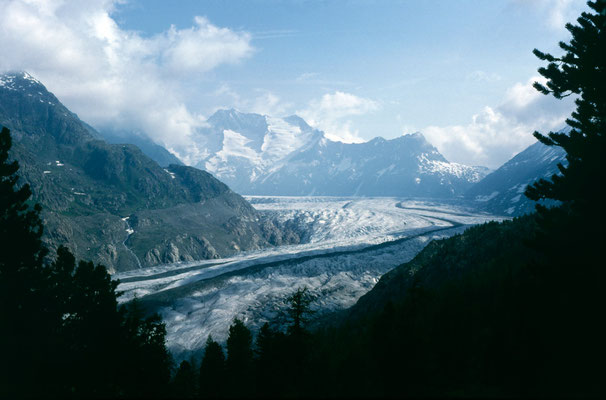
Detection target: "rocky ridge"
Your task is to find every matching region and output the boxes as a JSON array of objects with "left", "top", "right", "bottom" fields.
[{"left": 0, "top": 72, "right": 299, "bottom": 272}]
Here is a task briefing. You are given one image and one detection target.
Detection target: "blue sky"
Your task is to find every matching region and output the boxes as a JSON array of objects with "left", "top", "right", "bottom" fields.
[{"left": 0, "top": 0, "right": 587, "bottom": 167}]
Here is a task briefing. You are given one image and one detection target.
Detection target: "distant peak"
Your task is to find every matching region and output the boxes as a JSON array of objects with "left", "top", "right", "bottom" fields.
[
  {"left": 404, "top": 131, "right": 426, "bottom": 140},
  {"left": 1, "top": 70, "right": 46, "bottom": 92},
  {"left": 21, "top": 71, "right": 41, "bottom": 83},
  {"left": 1, "top": 70, "right": 42, "bottom": 83},
  {"left": 209, "top": 108, "right": 248, "bottom": 120},
  {"left": 284, "top": 115, "right": 313, "bottom": 131}
]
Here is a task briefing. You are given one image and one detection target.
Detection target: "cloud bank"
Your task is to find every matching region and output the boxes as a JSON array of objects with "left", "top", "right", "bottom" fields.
[
  {"left": 511, "top": 0, "right": 587, "bottom": 31},
  {"left": 298, "top": 91, "right": 379, "bottom": 143},
  {"left": 423, "top": 76, "right": 574, "bottom": 169},
  {"left": 0, "top": 0, "right": 253, "bottom": 165}
]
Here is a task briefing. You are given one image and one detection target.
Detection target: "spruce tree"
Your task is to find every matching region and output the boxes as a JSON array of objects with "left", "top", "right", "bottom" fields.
[
  {"left": 0, "top": 127, "right": 173, "bottom": 397},
  {"left": 226, "top": 318, "right": 254, "bottom": 397},
  {"left": 0, "top": 126, "right": 50, "bottom": 397},
  {"left": 286, "top": 287, "right": 314, "bottom": 335},
  {"left": 522, "top": 2, "right": 605, "bottom": 394},
  {"left": 199, "top": 335, "right": 226, "bottom": 398},
  {"left": 173, "top": 360, "right": 197, "bottom": 399},
  {"left": 525, "top": 0, "right": 605, "bottom": 211}
]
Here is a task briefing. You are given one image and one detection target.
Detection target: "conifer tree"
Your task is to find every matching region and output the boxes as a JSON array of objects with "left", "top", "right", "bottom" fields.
[
  {"left": 521, "top": 3, "right": 605, "bottom": 394},
  {"left": 0, "top": 126, "right": 49, "bottom": 397},
  {"left": 226, "top": 318, "right": 254, "bottom": 397},
  {"left": 286, "top": 287, "right": 314, "bottom": 335},
  {"left": 254, "top": 322, "right": 279, "bottom": 396},
  {"left": 199, "top": 335, "right": 225, "bottom": 398},
  {"left": 0, "top": 127, "right": 173, "bottom": 397},
  {"left": 525, "top": 1, "right": 605, "bottom": 211},
  {"left": 173, "top": 360, "right": 197, "bottom": 399}
]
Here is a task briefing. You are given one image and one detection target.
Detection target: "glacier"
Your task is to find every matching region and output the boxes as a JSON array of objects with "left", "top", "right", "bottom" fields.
[{"left": 116, "top": 197, "right": 503, "bottom": 362}]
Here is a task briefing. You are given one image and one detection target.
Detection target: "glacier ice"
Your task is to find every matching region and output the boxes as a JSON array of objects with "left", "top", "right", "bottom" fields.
[{"left": 116, "top": 197, "right": 503, "bottom": 362}]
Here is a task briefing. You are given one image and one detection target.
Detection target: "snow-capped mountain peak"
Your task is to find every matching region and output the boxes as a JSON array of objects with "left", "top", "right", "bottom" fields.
[
  {"left": 194, "top": 110, "right": 489, "bottom": 197},
  {"left": 0, "top": 71, "right": 43, "bottom": 89},
  {"left": 0, "top": 71, "right": 57, "bottom": 106}
]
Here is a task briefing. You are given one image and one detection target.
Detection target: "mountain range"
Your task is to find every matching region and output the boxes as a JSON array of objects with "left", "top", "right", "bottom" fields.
[
  {"left": 189, "top": 109, "right": 565, "bottom": 214},
  {"left": 0, "top": 72, "right": 298, "bottom": 272},
  {"left": 1, "top": 70, "right": 566, "bottom": 274},
  {"left": 193, "top": 109, "right": 490, "bottom": 197}
]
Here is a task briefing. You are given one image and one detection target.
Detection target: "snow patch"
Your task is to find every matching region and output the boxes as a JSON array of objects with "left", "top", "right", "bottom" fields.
[
  {"left": 376, "top": 164, "right": 396, "bottom": 178},
  {"left": 475, "top": 191, "right": 499, "bottom": 202},
  {"left": 163, "top": 169, "right": 176, "bottom": 179}
]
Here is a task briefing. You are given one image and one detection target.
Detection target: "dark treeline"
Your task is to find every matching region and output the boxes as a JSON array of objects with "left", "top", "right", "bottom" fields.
[
  {"left": 165, "top": 213, "right": 602, "bottom": 398},
  {"left": 1, "top": 125, "right": 172, "bottom": 398}
]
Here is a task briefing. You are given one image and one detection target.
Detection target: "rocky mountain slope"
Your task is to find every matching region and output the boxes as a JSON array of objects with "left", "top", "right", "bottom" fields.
[
  {"left": 194, "top": 109, "right": 489, "bottom": 197},
  {"left": 0, "top": 72, "right": 298, "bottom": 272},
  {"left": 465, "top": 139, "right": 567, "bottom": 216}
]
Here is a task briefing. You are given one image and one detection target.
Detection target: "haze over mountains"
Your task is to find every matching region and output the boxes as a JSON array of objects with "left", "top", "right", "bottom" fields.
[{"left": 0, "top": 72, "right": 298, "bottom": 272}]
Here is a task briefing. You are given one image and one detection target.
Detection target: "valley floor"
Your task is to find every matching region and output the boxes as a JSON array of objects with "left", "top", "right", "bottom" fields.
[{"left": 115, "top": 197, "right": 503, "bottom": 362}]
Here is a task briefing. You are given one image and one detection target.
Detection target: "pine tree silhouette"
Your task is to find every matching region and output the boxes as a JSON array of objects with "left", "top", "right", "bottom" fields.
[
  {"left": 226, "top": 318, "right": 254, "bottom": 397},
  {"left": 173, "top": 360, "right": 197, "bottom": 398},
  {"left": 199, "top": 335, "right": 226, "bottom": 398},
  {"left": 0, "top": 126, "right": 49, "bottom": 397},
  {"left": 525, "top": 1, "right": 605, "bottom": 211},
  {"left": 0, "top": 127, "right": 173, "bottom": 397}
]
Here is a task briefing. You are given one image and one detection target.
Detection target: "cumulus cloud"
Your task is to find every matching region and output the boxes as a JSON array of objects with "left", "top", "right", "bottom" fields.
[
  {"left": 0, "top": 0, "right": 253, "bottom": 165},
  {"left": 423, "top": 76, "right": 574, "bottom": 169},
  {"left": 297, "top": 91, "right": 379, "bottom": 143},
  {"left": 208, "top": 86, "right": 291, "bottom": 118},
  {"left": 249, "top": 91, "right": 292, "bottom": 116}
]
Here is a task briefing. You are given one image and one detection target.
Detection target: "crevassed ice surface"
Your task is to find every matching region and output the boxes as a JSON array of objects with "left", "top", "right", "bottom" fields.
[{"left": 116, "top": 197, "right": 503, "bottom": 362}]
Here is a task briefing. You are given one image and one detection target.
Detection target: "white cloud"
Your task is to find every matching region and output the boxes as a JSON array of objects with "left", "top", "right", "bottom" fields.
[
  {"left": 208, "top": 87, "right": 291, "bottom": 118},
  {"left": 297, "top": 91, "right": 379, "bottom": 143},
  {"left": 0, "top": 0, "right": 253, "bottom": 165},
  {"left": 249, "top": 91, "right": 292, "bottom": 116},
  {"left": 162, "top": 16, "right": 253, "bottom": 74},
  {"left": 423, "top": 76, "right": 574, "bottom": 169},
  {"left": 545, "top": 0, "right": 579, "bottom": 30},
  {"left": 511, "top": 0, "right": 588, "bottom": 31}
]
